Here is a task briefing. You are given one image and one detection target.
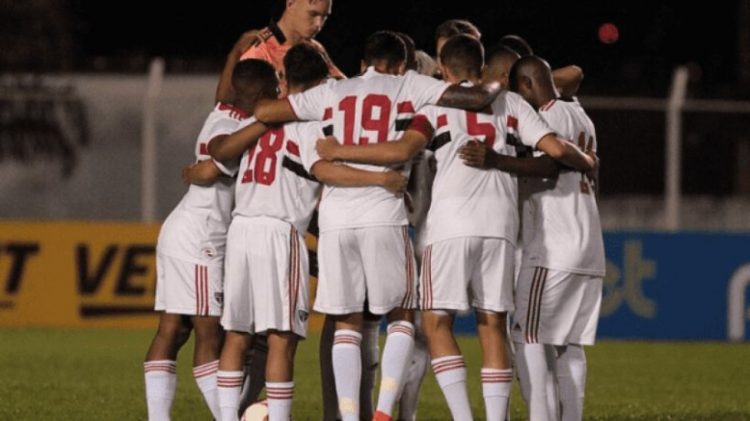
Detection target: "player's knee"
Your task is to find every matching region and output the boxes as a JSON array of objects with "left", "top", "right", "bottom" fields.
[
  {"left": 476, "top": 309, "right": 507, "bottom": 329},
  {"left": 157, "top": 315, "right": 192, "bottom": 345},
  {"left": 421, "top": 310, "right": 453, "bottom": 336}
]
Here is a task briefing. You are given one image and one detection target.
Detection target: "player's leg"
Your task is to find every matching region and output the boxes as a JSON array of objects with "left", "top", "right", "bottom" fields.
[
  {"left": 419, "top": 239, "right": 474, "bottom": 420},
  {"left": 512, "top": 266, "right": 555, "bottom": 421},
  {"left": 218, "top": 332, "right": 252, "bottom": 421},
  {"left": 555, "top": 275, "right": 602, "bottom": 421},
  {"left": 319, "top": 315, "right": 340, "bottom": 421},
  {"left": 191, "top": 314, "right": 223, "bottom": 420},
  {"left": 217, "top": 219, "right": 254, "bottom": 421},
  {"left": 238, "top": 335, "right": 268, "bottom": 415},
  {"left": 144, "top": 312, "right": 191, "bottom": 421},
  {"left": 362, "top": 226, "right": 418, "bottom": 421},
  {"left": 476, "top": 311, "right": 513, "bottom": 421},
  {"left": 265, "top": 331, "right": 299, "bottom": 421},
  {"left": 397, "top": 313, "right": 429, "bottom": 421},
  {"left": 333, "top": 312, "right": 365, "bottom": 421},
  {"left": 145, "top": 251, "right": 197, "bottom": 421},
  {"left": 315, "top": 228, "right": 368, "bottom": 421},
  {"left": 360, "top": 310, "right": 381, "bottom": 420},
  {"left": 473, "top": 238, "right": 515, "bottom": 421}
]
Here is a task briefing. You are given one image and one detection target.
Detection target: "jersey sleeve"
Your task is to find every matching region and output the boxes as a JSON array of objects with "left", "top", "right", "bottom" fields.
[
  {"left": 292, "top": 123, "right": 324, "bottom": 174},
  {"left": 511, "top": 93, "right": 555, "bottom": 149},
  {"left": 287, "top": 80, "right": 334, "bottom": 121},
  {"left": 403, "top": 71, "right": 452, "bottom": 110},
  {"left": 240, "top": 44, "right": 272, "bottom": 62}
]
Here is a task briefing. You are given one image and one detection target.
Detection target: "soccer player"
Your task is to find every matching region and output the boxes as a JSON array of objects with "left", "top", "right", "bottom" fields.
[
  {"left": 460, "top": 55, "right": 603, "bottom": 421},
  {"left": 217, "top": 0, "right": 344, "bottom": 104},
  {"left": 143, "top": 59, "right": 266, "bottom": 421},
  {"left": 509, "top": 56, "right": 604, "bottom": 421},
  {"left": 254, "top": 30, "right": 506, "bottom": 421},
  {"left": 314, "top": 34, "right": 596, "bottom": 421},
  {"left": 211, "top": 44, "right": 406, "bottom": 421}
]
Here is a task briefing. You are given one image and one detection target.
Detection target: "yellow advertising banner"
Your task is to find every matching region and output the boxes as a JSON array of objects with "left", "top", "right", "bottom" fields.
[{"left": 0, "top": 221, "right": 324, "bottom": 330}]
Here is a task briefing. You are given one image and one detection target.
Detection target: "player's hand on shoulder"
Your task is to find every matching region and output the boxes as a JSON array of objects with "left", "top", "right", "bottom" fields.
[
  {"left": 232, "top": 29, "right": 262, "bottom": 56},
  {"left": 381, "top": 170, "right": 408, "bottom": 197},
  {"left": 459, "top": 139, "right": 497, "bottom": 169},
  {"left": 316, "top": 136, "right": 340, "bottom": 161}
]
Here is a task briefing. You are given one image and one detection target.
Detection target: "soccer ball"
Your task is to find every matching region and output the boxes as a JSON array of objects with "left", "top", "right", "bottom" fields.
[{"left": 241, "top": 399, "right": 269, "bottom": 421}]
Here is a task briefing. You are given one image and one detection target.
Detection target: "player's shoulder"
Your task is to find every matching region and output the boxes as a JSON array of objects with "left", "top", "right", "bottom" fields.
[{"left": 286, "top": 120, "right": 322, "bottom": 138}]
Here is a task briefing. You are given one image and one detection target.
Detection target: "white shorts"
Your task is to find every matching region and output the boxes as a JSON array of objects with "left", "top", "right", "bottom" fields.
[
  {"left": 420, "top": 237, "right": 515, "bottom": 312},
  {"left": 314, "top": 226, "right": 417, "bottom": 315},
  {"left": 221, "top": 217, "right": 310, "bottom": 337},
  {"left": 155, "top": 253, "right": 223, "bottom": 317},
  {"left": 511, "top": 267, "right": 602, "bottom": 346}
]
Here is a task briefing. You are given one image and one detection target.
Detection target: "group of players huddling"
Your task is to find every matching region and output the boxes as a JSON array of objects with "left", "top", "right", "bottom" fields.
[{"left": 143, "top": 1, "right": 605, "bottom": 421}]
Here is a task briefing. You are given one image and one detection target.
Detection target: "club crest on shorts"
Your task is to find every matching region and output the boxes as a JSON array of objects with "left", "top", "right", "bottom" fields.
[
  {"left": 201, "top": 246, "right": 217, "bottom": 258},
  {"left": 298, "top": 310, "right": 309, "bottom": 322},
  {"left": 214, "top": 292, "right": 224, "bottom": 305}
]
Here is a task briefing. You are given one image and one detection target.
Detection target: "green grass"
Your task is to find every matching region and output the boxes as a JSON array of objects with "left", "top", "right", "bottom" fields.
[{"left": 1, "top": 329, "right": 749, "bottom": 420}]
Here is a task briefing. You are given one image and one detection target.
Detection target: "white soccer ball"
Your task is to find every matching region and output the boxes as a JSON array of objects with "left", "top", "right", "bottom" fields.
[{"left": 241, "top": 400, "right": 269, "bottom": 421}]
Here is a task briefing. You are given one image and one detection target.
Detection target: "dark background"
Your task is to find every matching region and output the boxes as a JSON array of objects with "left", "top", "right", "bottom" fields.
[
  {"left": 4, "top": 0, "right": 747, "bottom": 97},
  {"left": 3, "top": 0, "right": 749, "bottom": 196}
]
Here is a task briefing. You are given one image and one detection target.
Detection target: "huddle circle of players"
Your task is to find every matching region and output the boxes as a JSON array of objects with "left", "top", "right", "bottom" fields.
[{"left": 143, "top": 2, "right": 604, "bottom": 421}]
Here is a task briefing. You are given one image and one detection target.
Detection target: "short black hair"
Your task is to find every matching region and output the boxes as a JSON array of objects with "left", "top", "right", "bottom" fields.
[
  {"left": 363, "top": 30, "right": 406, "bottom": 67},
  {"left": 434, "top": 19, "right": 481, "bottom": 43},
  {"left": 439, "top": 34, "right": 484, "bottom": 78},
  {"left": 395, "top": 32, "right": 417, "bottom": 71},
  {"left": 284, "top": 43, "right": 329, "bottom": 88},
  {"left": 232, "top": 58, "right": 279, "bottom": 100},
  {"left": 499, "top": 34, "right": 533, "bottom": 57},
  {"left": 486, "top": 44, "right": 520, "bottom": 67}
]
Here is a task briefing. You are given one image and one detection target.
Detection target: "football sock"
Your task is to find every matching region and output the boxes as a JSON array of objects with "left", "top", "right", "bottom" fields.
[
  {"left": 375, "top": 321, "right": 416, "bottom": 417},
  {"left": 217, "top": 370, "right": 244, "bottom": 421},
  {"left": 333, "top": 330, "right": 362, "bottom": 421},
  {"left": 515, "top": 342, "right": 553, "bottom": 421},
  {"left": 192, "top": 360, "right": 220, "bottom": 420},
  {"left": 144, "top": 360, "right": 177, "bottom": 421},
  {"left": 432, "top": 355, "right": 473, "bottom": 420},
  {"left": 266, "top": 381, "right": 294, "bottom": 421},
  {"left": 481, "top": 368, "right": 513, "bottom": 421},
  {"left": 557, "top": 344, "right": 586, "bottom": 421}
]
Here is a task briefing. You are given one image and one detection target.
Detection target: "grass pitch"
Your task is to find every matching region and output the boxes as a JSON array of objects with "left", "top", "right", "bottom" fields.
[{"left": 1, "top": 328, "right": 749, "bottom": 420}]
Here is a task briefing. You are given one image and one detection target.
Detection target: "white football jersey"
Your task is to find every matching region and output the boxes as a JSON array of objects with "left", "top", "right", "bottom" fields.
[
  {"left": 418, "top": 89, "right": 553, "bottom": 246},
  {"left": 520, "top": 99, "right": 606, "bottom": 276},
  {"left": 232, "top": 119, "right": 323, "bottom": 233},
  {"left": 287, "top": 67, "right": 451, "bottom": 232},
  {"left": 158, "top": 103, "right": 245, "bottom": 262}
]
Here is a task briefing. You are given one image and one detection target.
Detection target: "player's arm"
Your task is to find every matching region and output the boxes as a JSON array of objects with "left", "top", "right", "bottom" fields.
[
  {"left": 254, "top": 98, "right": 298, "bottom": 124},
  {"left": 459, "top": 141, "right": 560, "bottom": 178},
  {"left": 181, "top": 159, "right": 223, "bottom": 186},
  {"left": 208, "top": 121, "right": 269, "bottom": 161},
  {"left": 311, "top": 161, "right": 407, "bottom": 196},
  {"left": 316, "top": 130, "right": 428, "bottom": 166},
  {"left": 216, "top": 30, "right": 262, "bottom": 104},
  {"left": 437, "top": 80, "right": 502, "bottom": 110},
  {"left": 536, "top": 134, "right": 597, "bottom": 172},
  {"left": 552, "top": 65, "right": 584, "bottom": 97}
]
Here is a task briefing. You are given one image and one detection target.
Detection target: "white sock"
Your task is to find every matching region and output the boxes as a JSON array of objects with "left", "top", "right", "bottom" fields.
[
  {"left": 515, "top": 342, "right": 554, "bottom": 421},
  {"left": 481, "top": 368, "right": 512, "bottom": 421},
  {"left": 144, "top": 360, "right": 177, "bottom": 421},
  {"left": 557, "top": 345, "right": 586, "bottom": 421},
  {"left": 375, "top": 321, "right": 415, "bottom": 417},
  {"left": 432, "top": 355, "right": 473, "bottom": 420},
  {"left": 361, "top": 320, "right": 381, "bottom": 418},
  {"left": 398, "top": 331, "right": 429, "bottom": 421},
  {"left": 266, "top": 381, "right": 294, "bottom": 421},
  {"left": 333, "top": 330, "right": 362, "bottom": 421},
  {"left": 217, "top": 370, "right": 244, "bottom": 421},
  {"left": 192, "top": 360, "right": 220, "bottom": 420}
]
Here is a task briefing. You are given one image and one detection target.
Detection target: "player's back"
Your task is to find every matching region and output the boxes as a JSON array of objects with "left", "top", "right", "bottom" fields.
[
  {"left": 159, "top": 103, "right": 244, "bottom": 261},
  {"left": 232, "top": 120, "right": 322, "bottom": 233},
  {"left": 521, "top": 99, "right": 605, "bottom": 276},
  {"left": 288, "top": 68, "right": 450, "bottom": 232},
  {"left": 418, "top": 103, "right": 519, "bottom": 246}
]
